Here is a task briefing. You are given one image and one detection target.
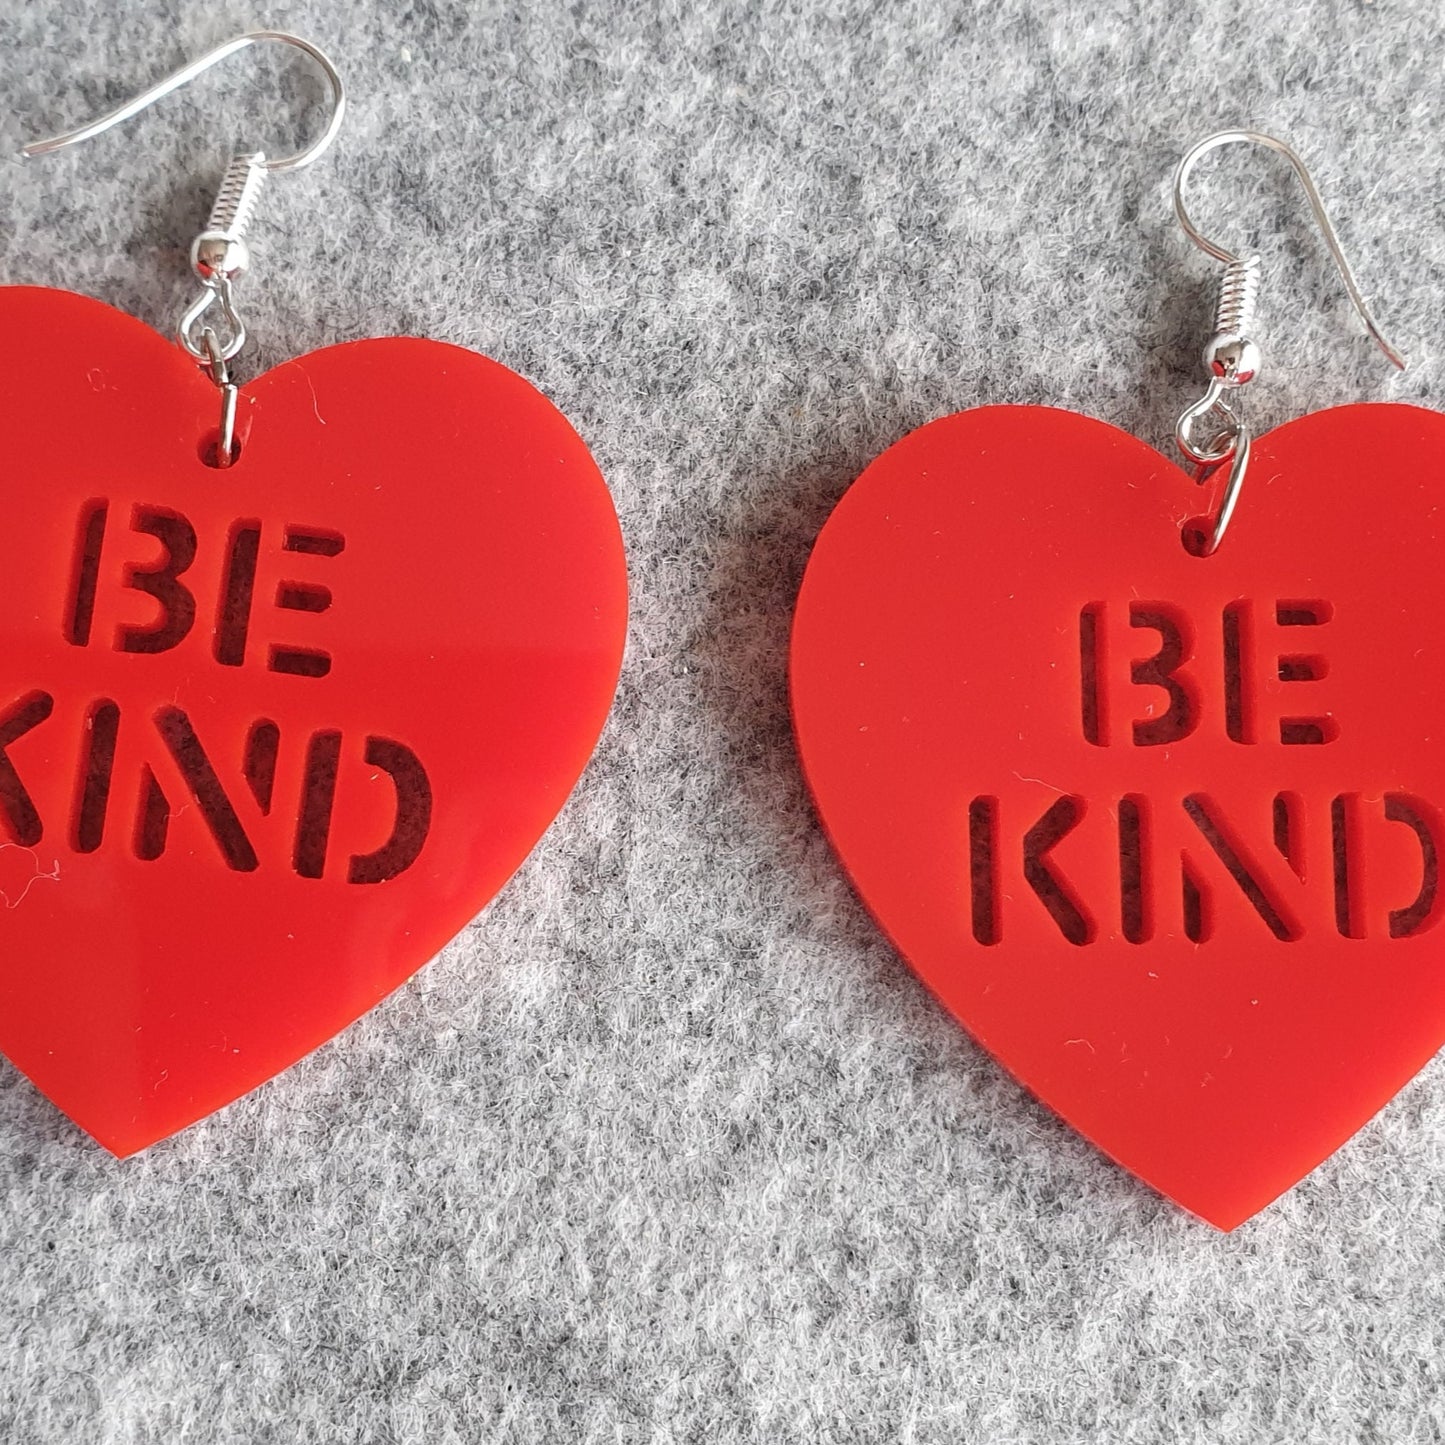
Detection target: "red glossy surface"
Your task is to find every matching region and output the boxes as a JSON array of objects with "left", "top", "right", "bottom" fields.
[
  {"left": 792, "top": 403, "right": 1445, "bottom": 1229},
  {"left": 0, "top": 286, "right": 626, "bottom": 1155}
]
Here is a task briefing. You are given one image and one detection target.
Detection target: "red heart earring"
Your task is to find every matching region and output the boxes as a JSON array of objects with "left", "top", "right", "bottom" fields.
[
  {"left": 1, "top": 32, "right": 627, "bottom": 1154},
  {"left": 792, "top": 130, "right": 1445, "bottom": 1229}
]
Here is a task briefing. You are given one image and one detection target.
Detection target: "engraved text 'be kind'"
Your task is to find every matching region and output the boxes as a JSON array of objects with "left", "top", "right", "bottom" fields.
[
  {"left": 966, "top": 599, "right": 1441, "bottom": 946},
  {"left": 1, "top": 498, "right": 433, "bottom": 883}
]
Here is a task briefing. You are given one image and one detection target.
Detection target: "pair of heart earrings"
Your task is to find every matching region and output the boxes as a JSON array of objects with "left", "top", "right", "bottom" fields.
[{"left": 3, "top": 32, "right": 1440, "bottom": 1232}]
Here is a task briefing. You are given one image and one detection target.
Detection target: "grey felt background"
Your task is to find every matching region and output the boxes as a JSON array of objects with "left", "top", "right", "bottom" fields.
[{"left": 2, "top": 1, "right": 1444, "bottom": 1440}]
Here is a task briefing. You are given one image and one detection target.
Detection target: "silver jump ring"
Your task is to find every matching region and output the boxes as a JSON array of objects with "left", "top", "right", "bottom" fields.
[
  {"left": 1188, "top": 426, "right": 1251, "bottom": 557},
  {"left": 201, "top": 327, "right": 240, "bottom": 468}
]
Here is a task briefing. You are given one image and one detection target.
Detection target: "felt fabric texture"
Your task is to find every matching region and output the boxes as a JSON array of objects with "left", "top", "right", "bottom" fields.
[{"left": 2, "top": 1, "right": 1445, "bottom": 1440}]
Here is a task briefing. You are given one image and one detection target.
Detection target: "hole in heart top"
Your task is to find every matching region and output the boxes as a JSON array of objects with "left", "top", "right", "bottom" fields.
[
  {"left": 199, "top": 431, "right": 243, "bottom": 468},
  {"left": 1181, "top": 518, "right": 1213, "bottom": 557}
]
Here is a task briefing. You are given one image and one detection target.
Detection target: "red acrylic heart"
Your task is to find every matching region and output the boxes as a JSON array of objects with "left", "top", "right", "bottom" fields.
[
  {"left": 792, "top": 402, "right": 1445, "bottom": 1228},
  {"left": 0, "top": 286, "right": 626, "bottom": 1155}
]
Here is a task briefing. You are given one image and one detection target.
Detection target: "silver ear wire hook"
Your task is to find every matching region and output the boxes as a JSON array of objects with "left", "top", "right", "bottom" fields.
[
  {"left": 1174, "top": 130, "right": 1405, "bottom": 369},
  {"left": 18, "top": 30, "right": 346, "bottom": 173},
  {"left": 1170, "top": 129, "right": 1405, "bottom": 555},
  {"left": 19, "top": 30, "right": 346, "bottom": 467}
]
